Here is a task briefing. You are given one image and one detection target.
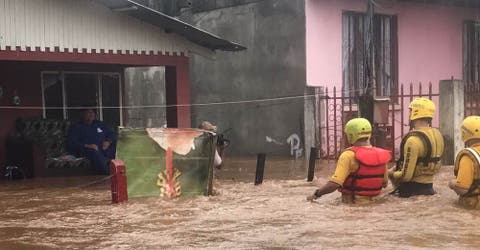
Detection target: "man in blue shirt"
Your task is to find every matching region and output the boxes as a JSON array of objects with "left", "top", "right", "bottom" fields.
[{"left": 67, "top": 108, "right": 116, "bottom": 175}]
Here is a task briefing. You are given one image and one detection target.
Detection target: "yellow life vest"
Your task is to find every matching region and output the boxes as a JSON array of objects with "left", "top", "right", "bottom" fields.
[
  {"left": 397, "top": 129, "right": 444, "bottom": 177},
  {"left": 454, "top": 148, "right": 480, "bottom": 196}
]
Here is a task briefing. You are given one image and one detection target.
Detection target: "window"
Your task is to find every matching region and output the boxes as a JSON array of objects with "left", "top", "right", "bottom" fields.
[
  {"left": 464, "top": 21, "right": 480, "bottom": 83},
  {"left": 342, "top": 12, "right": 398, "bottom": 98},
  {"left": 41, "top": 72, "right": 122, "bottom": 128}
]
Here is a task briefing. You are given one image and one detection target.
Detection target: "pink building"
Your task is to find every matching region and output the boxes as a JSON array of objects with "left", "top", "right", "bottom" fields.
[
  {"left": 305, "top": 0, "right": 480, "bottom": 158},
  {"left": 307, "top": 0, "right": 478, "bottom": 88}
]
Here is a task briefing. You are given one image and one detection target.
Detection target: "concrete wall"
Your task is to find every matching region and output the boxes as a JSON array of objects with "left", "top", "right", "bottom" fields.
[
  {"left": 191, "top": 0, "right": 262, "bottom": 12},
  {"left": 185, "top": 0, "right": 307, "bottom": 156},
  {"left": 135, "top": 0, "right": 179, "bottom": 16}
]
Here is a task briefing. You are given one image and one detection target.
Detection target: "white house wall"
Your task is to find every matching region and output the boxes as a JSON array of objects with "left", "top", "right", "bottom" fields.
[{"left": 0, "top": 0, "right": 209, "bottom": 56}]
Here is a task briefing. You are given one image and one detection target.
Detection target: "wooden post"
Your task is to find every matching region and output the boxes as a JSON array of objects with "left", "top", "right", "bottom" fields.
[
  {"left": 254, "top": 153, "right": 266, "bottom": 185},
  {"left": 307, "top": 147, "right": 317, "bottom": 182}
]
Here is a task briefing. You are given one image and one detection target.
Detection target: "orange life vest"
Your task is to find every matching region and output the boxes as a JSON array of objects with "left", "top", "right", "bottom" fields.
[{"left": 340, "top": 146, "right": 391, "bottom": 197}]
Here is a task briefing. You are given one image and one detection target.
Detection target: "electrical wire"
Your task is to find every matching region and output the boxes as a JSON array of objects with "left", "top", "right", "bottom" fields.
[{"left": 0, "top": 84, "right": 390, "bottom": 110}]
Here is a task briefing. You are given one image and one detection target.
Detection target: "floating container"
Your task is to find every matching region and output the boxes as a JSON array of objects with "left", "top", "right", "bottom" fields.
[{"left": 115, "top": 128, "right": 216, "bottom": 199}]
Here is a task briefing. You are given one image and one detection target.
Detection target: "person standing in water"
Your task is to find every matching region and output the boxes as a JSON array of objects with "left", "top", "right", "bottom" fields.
[
  {"left": 389, "top": 97, "right": 444, "bottom": 197},
  {"left": 449, "top": 116, "right": 480, "bottom": 209},
  {"left": 307, "top": 118, "right": 391, "bottom": 204},
  {"left": 198, "top": 121, "right": 223, "bottom": 169}
]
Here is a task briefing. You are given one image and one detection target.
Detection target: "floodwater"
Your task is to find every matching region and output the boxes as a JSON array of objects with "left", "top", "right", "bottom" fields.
[{"left": 1, "top": 157, "right": 480, "bottom": 250}]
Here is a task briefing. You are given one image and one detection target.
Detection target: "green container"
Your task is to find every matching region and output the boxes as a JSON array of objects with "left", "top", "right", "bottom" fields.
[{"left": 116, "top": 128, "right": 215, "bottom": 198}]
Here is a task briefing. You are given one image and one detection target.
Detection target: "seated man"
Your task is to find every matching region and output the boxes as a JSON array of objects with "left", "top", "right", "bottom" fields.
[{"left": 66, "top": 108, "right": 116, "bottom": 175}]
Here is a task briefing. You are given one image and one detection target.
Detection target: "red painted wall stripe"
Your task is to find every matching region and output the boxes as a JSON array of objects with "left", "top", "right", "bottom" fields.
[{"left": 0, "top": 47, "right": 188, "bottom": 66}]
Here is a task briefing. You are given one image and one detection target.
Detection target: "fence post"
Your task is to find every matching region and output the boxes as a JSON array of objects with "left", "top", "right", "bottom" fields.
[
  {"left": 307, "top": 147, "right": 317, "bottom": 182},
  {"left": 439, "top": 79, "right": 464, "bottom": 165},
  {"left": 320, "top": 87, "right": 328, "bottom": 159},
  {"left": 304, "top": 86, "right": 317, "bottom": 168},
  {"left": 254, "top": 153, "right": 266, "bottom": 185}
]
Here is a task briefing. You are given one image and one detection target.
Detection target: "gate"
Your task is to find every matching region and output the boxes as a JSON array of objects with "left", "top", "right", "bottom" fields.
[{"left": 317, "top": 82, "right": 439, "bottom": 160}]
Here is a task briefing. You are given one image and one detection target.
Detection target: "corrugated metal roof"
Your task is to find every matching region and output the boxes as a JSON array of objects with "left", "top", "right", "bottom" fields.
[{"left": 96, "top": 0, "right": 246, "bottom": 52}]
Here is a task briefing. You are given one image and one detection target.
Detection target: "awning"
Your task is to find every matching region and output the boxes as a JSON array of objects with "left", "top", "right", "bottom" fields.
[{"left": 96, "top": 0, "right": 246, "bottom": 52}]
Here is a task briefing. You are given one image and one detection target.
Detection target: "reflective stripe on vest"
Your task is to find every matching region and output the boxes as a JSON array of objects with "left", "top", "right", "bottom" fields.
[
  {"left": 398, "top": 131, "right": 440, "bottom": 167},
  {"left": 454, "top": 147, "right": 480, "bottom": 196}
]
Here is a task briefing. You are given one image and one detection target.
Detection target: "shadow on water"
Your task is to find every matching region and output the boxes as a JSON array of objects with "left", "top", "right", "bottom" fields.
[{"left": 1, "top": 158, "right": 480, "bottom": 249}]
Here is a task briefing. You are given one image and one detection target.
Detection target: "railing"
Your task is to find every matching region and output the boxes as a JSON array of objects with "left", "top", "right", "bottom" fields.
[{"left": 317, "top": 82, "right": 439, "bottom": 160}]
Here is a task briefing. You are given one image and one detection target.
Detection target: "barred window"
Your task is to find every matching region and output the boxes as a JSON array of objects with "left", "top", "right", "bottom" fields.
[
  {"left": 464, "top": 21, "right": 480, "bottom": 83},
  {"left": 342, "top": 12, "right": 398, "bottom": 99}
]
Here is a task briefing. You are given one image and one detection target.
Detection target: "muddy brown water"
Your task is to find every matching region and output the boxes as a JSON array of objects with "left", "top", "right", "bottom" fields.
[{"left": 1, "top": 158, "right": 479, "bottom": 249}]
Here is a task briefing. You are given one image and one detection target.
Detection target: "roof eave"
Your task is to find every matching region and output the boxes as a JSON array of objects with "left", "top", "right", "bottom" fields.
[{"left": 96, "top": 0, "right": 246, "bottom": 52}]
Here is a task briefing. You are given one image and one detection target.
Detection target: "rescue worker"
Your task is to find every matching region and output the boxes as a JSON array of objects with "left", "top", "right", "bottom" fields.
[
  {"left": 307, "top": 118, "right": 391, "bottom": 204},
  {"left": 389, "top": 97, "right": 444, "bottom": 197},
  {"left": 449, "top": 116, "right": 480, "bottom": 209}
]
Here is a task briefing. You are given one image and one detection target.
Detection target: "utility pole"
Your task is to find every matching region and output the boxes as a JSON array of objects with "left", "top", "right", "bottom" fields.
[
  {"left": 359, "top": 0, "right": 375, "bottom": 125},
  {"left": 359, "top": 0, "right": 388, "bottom": 148}
]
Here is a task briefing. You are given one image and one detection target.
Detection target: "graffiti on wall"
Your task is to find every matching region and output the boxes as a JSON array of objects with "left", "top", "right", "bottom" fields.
[
  {"left": 287, "top": 134, "right": 303, "bottom": 158},
  {"left": 265, "top": 133, "right": 303, "bottom": 158}
]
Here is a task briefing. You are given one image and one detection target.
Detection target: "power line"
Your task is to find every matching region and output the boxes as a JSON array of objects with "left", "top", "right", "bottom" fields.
[{"left": 0, "top": 85, "right": 379, "bottom": 110}]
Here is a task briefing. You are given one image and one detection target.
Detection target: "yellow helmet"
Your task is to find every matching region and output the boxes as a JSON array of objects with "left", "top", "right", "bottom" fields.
[
  {"left": 461, "top": 116, "right": 480, "bottom": 143},
  {"left": 344, "top": 118, "right": 372, "bottom": 144},
  {"left": 408, "top": 97, "right": 435, "bottom": 121}
]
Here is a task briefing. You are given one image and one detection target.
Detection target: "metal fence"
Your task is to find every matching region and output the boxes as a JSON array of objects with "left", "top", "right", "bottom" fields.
[{"left": 317, "top": 82, "right": 439, "bottom": 160}]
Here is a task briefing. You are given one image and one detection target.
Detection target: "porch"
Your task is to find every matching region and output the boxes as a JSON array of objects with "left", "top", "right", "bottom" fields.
[
  {"left": 0, "top": 57, "right": 188, "bottom": 178},
  {"left": 0, "top": 0, "right": 245, "bottom": 178}
]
